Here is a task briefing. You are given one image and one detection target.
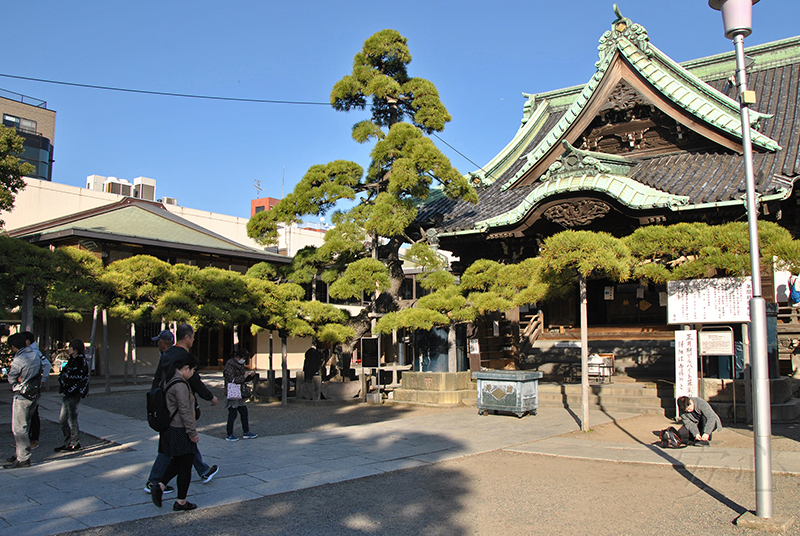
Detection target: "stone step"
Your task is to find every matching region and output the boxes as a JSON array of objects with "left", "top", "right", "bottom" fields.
[
  {"left": 538, "top": 382, "right": 671, "bottom": 399},
  {"left": 538, "top": 399, "right": 673, "bottom": 416}
]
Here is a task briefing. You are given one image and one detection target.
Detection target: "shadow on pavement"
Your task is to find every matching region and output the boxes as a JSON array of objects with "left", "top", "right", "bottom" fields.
[{"left": 600, "top": 408, "right": 748, "bottom": 516}]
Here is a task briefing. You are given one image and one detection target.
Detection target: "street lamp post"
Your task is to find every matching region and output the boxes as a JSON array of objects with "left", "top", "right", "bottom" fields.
[{"left": 709, "top": 0, "right": 773, "bottom": 519}]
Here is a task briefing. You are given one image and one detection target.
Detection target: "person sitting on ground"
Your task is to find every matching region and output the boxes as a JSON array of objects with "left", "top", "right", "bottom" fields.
[{"left": 676, "top": 396, "right": 722, "bottom": 446}]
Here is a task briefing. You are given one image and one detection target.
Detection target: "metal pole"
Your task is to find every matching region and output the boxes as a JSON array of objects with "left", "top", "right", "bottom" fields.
[{"left": 733, "top": 32, "right": 773, "bottom": 519}]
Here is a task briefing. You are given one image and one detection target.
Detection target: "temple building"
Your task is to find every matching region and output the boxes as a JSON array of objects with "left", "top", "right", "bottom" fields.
[{"left": 414, "top": 9, "right": 800, "bottom": 380}]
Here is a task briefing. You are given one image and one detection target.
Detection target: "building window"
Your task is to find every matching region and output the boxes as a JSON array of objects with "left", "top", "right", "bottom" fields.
[
  {"left": 136, "top": 322, "right": 164, "bottom": 347},
  {"left": 255, "top": 205, "right": 265, "bottom": 213},
  {"left": 2, "top": 114, "right": 37, "bottom": 135}
]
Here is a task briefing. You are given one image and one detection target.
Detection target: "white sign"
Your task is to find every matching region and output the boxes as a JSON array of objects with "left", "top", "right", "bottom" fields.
[
  {"left": 675, "top": 330, "right": 698, "bottom": 399},
  {"left": 667, "top": 277, "right": 752, "bottom": 324},
  {"left": 699, "top": 330, "right": 734, "bottom": 356}
]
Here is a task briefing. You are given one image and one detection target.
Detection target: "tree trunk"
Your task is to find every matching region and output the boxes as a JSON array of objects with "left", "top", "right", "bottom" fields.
[
  {"left": 22, "top": 285, "right": 34, "bottom": 332},
  {"left": 89, "top": 306, "right": 98, "bottom": 373},
  {"left": 281, "top": 333, "right": 288, "bottom": 406},
  {"left": 268, "top": 331, "right": 275, "bottom": 398},
  {"left": 447, "top": 323, "right": 457, "bottom": 372},
  {"left": 580, "top": 273, "right": 589, "bottom": 432},
  {"left": 103, "top": 309, "right": 110, "bottom": 394},
  {"left": 124, "top": 324, "right": 130, "bottom": 384},
  {"left": 131, "top": 323, "right": 137, "bottom": 384}
]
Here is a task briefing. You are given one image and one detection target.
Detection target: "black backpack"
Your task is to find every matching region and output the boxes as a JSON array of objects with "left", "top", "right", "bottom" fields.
[
  {"left": 659, "top": 427, "right": 686, "bottom": 449},
  {"left": 146, "top": 378, "right": 186, "bottom": 432}
]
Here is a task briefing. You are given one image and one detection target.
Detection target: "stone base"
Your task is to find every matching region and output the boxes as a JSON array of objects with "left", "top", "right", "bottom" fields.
[
  {"left": 392, "top": 388, "right": 475, "bottom": 405},
  {"left": 736, "top": 511, "right": 794, "bottom": 533}
]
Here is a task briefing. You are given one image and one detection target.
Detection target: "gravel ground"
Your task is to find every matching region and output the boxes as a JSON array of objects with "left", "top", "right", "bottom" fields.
[{"left": 53, "top": 449, "right": 800, "bottom": 536}]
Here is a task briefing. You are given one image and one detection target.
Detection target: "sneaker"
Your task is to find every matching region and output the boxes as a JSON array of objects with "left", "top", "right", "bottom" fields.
[
  {"left": 3, "top": 459, "right": 30, "bottom": 469},
  {"left": 30, "top": 440, "right": 39, "bottom": 450},
  {"left": 151, "top": 483, "right": 163, "bottom": 508},
  {"left": 201, "top": 465, "right": 219, "bottom": 483},
  {"left": 225, "top": 435, "right": 239, "bottom": 442},
  {"left": 144, "top": 482, "right": 175, "bottom": 494},
  {"left": 173, "top": 501, "right": 197, "bottom": 511},
  {"left": 6, "top": 455, "right": 16, "bottom": 463},
  {"left": 242, "top": 432, "right": 258, "bottom": 439}
]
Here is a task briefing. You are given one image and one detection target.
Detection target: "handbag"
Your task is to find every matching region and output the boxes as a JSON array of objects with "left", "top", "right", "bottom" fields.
[{"left": 227, "top": 382, "right": 242, "bottom": 399}]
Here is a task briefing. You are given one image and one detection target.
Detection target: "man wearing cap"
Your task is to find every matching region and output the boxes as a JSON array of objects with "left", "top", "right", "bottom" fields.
[{"left": 144, "top": 325, "right": 219, "bottom": 495}]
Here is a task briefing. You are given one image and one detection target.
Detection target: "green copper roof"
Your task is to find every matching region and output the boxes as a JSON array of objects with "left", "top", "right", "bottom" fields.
[
  {"left": 475, "top": 174, "right": 689, "bottom": 231},
  {"left": 40, "top": 204, "right": 256, "bottom": 252},
  {"left": 499, "top": 6, "right": 780, "bottom": 192}
]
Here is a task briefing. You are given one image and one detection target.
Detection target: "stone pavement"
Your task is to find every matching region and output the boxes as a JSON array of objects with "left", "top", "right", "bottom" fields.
[{"left": 2, "top": 389, "right": 800, "bottom": 536}]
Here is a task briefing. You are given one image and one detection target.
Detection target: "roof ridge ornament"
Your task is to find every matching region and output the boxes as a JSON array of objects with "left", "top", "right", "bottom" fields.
[
  {"left": 540, "top": 140, "right": 636, "bottom": 182},
  {"left": 597, "top": 4, "right": 651, "bottom": 67}
]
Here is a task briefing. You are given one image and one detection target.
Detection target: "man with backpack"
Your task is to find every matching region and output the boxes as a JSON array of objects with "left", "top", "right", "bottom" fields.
[{"left": 144, "top": 324, "right": 219, "bottom": 494}]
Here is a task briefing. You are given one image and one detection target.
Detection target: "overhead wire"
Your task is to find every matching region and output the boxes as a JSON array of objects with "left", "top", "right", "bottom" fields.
[
  {"left": 0, "top": 72, "right": 495, "bottom": 178},
  {"left": 0, "top": 73, "right": 331, "bottom": 106}
]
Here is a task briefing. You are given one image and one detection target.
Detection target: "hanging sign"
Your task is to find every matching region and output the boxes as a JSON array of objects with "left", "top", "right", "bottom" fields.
[{"left": 675, "top": 329, "right": 698, "bottom": 399}]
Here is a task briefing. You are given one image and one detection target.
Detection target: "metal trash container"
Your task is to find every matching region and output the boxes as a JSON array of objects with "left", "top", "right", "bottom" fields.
[{"left": 473, "top": 370, "right": 543, "bottom": 418}]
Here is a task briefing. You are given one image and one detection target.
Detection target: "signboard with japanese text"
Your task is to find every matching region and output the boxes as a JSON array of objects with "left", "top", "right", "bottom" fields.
[
  {"left": 667, "top": 277, "right": 752, "bottom": 324},
  {"left": 699, "top": 329, "right": 734, "bottom": 356},
  {"left": 675, "top": 330, "right": 698, "bottom": 399}
]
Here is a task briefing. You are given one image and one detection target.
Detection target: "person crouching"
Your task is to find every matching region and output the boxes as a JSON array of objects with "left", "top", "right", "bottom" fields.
[{"left": 676, "top": 396, "right": 722, "bottom": 446}]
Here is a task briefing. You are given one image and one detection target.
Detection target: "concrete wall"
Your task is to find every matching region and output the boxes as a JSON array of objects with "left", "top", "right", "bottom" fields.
[
  {"left": 1, "top": 178, "right": 325, "bottom": 257},
  {"left": 0, "top": 98, "right": 56, "bottom": 140},
  {"left": 252, "top": 331, "right": 313, "bottom": 372}
]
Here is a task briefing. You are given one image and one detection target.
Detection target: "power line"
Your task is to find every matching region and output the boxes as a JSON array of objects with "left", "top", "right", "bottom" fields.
[
  {"left": 0, "top": 73, "right": 332, "bottom": 106},
  {"left": 1, "top": 72, "right": 494, "bottom": 176}
]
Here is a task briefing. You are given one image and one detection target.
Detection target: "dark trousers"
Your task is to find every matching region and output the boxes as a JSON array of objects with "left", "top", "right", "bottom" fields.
[
  {"left": 227, "top": 405, "right": 250, "bottom": 436},
  {"left": 59, "top": 396, "right": 81, "bottom": 446},
  {"left": 160, "top": 452, "right": 194, "bottom": 500},
  {"left": 29, "top": 405, "right": 40, "bottom": 442}
]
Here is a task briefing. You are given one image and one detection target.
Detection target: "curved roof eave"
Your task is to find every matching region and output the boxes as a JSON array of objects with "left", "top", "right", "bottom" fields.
[{"left": 476, "top": 174, "right": 690, "bottom": 230}]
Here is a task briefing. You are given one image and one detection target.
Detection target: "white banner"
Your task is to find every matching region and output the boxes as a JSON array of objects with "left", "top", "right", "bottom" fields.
[{"left": 675, "top": 330, "right": 698, "bottom": 399}]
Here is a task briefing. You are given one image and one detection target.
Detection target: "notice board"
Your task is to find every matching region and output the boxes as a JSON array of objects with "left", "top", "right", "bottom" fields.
[{"left": 667, "top": 277, "right": 752, "bottom": 324}]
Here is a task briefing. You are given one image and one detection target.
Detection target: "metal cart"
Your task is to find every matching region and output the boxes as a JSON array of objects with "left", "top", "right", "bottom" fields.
[{"left": 473, "top": 370, "right": 543, "bottom": 418}]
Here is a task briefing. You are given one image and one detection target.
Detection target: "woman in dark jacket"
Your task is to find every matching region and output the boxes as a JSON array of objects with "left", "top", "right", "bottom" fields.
[
  {"left": 223, "top": 349, "right": 257, "bottom": 441},
  {"left": 54, "top": 339, "right": 90, "bottom": 452},
  {"left": 151, "top": 353, "right": 199, "bottom": 511}
]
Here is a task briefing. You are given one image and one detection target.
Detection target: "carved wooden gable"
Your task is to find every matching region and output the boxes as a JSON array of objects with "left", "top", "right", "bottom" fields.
[{"left": 577, "top": 80, "right": 707, "bottom": 157}]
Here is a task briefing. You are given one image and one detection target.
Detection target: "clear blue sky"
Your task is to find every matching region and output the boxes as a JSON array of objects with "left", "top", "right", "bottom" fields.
[{"left": 4, "top": 1, "right": 799, "bottom": 220}]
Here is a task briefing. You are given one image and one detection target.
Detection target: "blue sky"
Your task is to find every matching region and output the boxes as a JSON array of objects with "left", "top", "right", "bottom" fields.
[{"left": 4, "top": 1, "right": 799, "bottom": 220}]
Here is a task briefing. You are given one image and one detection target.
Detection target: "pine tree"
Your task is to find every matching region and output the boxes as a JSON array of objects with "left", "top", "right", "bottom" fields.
[{"left": 248, "top": 29, "right": 477, "bottom": 359}]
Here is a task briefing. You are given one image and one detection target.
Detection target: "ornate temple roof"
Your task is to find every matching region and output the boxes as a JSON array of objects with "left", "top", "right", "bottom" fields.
[{"left": 418, "top": 7, "right": 800, "bottom": 243}]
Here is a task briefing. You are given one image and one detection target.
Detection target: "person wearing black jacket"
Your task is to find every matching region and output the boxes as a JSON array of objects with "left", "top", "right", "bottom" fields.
[
  {"left": 54, "top": 339, "right": 89, "bottom": 452},
  {"left": 144, "top": 324, "right": 219, "bottom": 494}
]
